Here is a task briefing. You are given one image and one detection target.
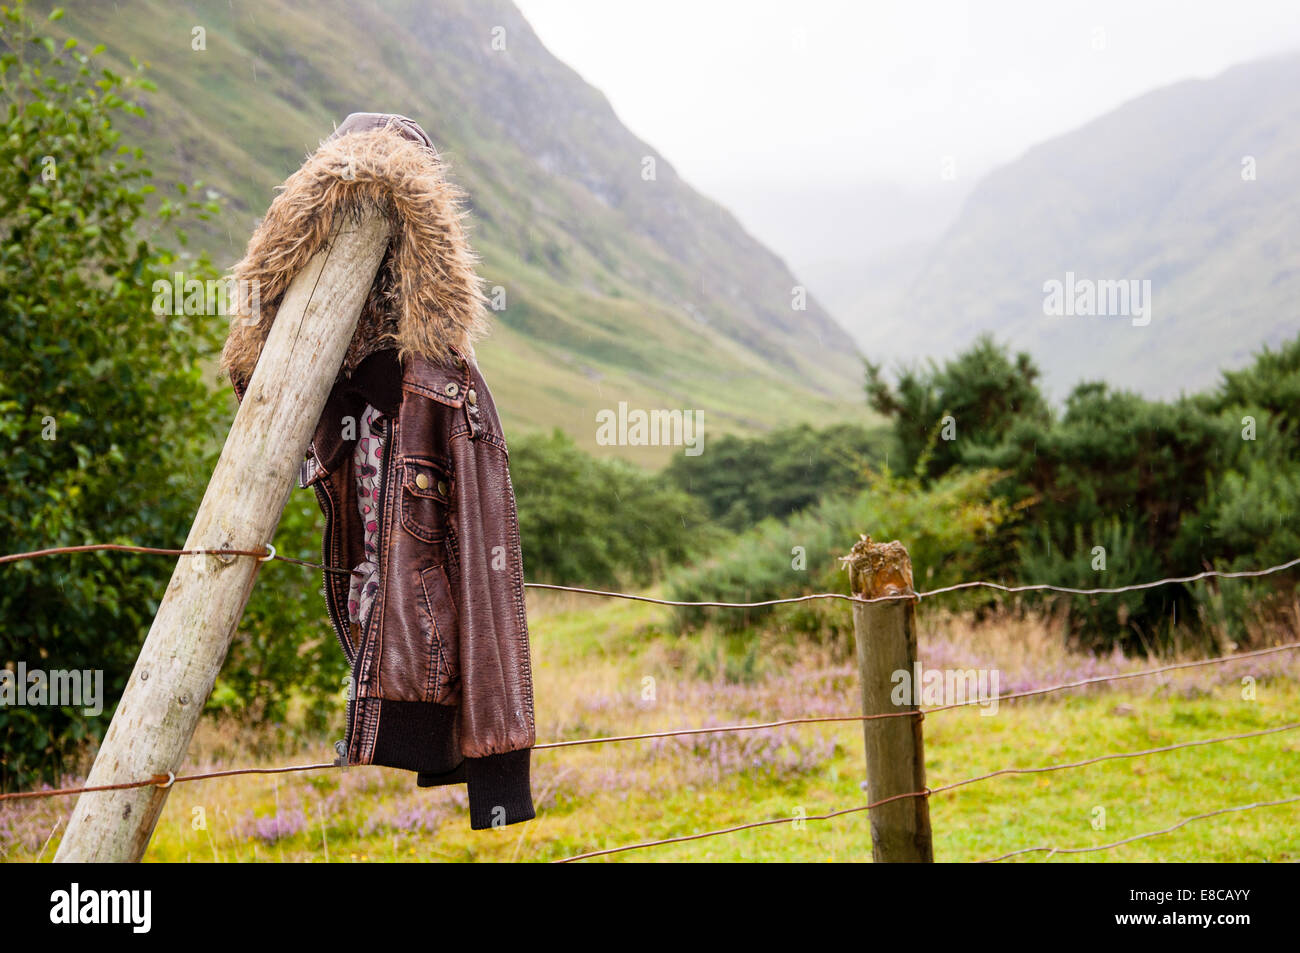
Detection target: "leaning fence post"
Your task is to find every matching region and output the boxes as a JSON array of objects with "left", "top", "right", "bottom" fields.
[
  {"left": 845, "top": 535, "right": 934, "bottom": 862},
  {"left": 54, "top": 210, "right": 391, "bottom": 863}
]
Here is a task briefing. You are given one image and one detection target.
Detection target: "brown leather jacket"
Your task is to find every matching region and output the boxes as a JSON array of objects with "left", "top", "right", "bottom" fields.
[{"left": 222, "top": 113, "right": 535, "bottom": 829}]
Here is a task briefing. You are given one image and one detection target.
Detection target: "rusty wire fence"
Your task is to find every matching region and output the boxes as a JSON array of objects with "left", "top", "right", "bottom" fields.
[{"left": 2, "top": 543, "right": 1299, "bottom": 862}]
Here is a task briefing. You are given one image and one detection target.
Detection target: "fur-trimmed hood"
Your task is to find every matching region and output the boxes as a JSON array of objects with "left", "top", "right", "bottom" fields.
[{"left": 221, "top": 113, "right": 488, "bottom": 389}]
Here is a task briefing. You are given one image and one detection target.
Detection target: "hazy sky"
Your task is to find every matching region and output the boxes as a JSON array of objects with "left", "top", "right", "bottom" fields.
[{"left": 516, "top": 0, "right": 1300, "bottom": 199}]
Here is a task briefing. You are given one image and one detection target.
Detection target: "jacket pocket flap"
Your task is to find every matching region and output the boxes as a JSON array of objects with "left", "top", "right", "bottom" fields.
[
  {"left": 401, "top": 364, "right": 467, "bottom": 409},
  {"left": 402, "top": 457, "right": 452, "bottom": 503}
]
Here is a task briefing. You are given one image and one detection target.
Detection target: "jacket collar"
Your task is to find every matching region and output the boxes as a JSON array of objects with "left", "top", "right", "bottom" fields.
[
  {"left": 221, "top": 116, "right": 489, "bottom": 394},
  {"left": 301, "top": 346, "right": 473, "bottom": 487},
  {"left": 302, "top": 350, "right": 404, "bottom": 486}
]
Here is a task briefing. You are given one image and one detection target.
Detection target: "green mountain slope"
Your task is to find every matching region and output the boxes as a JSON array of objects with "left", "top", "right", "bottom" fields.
[
  {"left": 857, "top": 53, "right": 1300, "bottom": 400},
  {"left": 43, "top": 0, "right": 866, "bottom": 463}
]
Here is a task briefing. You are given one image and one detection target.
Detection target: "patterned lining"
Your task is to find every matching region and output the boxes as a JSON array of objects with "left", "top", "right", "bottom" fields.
[{"left": 347, "top": 403, "right": 386, "bottom": 628}]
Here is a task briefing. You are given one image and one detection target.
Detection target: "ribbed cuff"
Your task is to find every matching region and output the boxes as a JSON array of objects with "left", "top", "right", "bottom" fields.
[
  {"left": 368, "top": 699, "right": 459, "bottom": 774},
  {"left": 466, "top": 749, "right": 535, "bottom": 830},
  {"left": 416, "top": 761, "right": 468, "bottom": 787}
]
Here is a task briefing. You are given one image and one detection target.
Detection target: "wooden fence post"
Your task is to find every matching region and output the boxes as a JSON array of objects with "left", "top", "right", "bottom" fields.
[
  {"left": 845, "top": 535, "right": 934, "bottom": 862},
  {"left": 54, "top": 210, "right": 391, "bottom": 862}
]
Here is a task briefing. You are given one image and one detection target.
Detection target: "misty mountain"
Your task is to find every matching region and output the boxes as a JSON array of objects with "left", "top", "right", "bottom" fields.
[
  {"left": 847, "top": 52, "right": 1300, "bottom": 400},
  {"left": 45, "top": 0, "right": 865, "bottom": 461}
]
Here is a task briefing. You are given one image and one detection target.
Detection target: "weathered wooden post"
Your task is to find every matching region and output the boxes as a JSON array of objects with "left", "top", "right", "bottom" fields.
[
  {"left": 54, "top": 210, "right": 391, "bottom": 862},
  {"left": 845, "top": 535, "right": 933, "bottom": 862}
]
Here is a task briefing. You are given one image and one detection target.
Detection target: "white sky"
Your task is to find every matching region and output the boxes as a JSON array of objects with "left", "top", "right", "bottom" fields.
[{"left": 516, "top": 0, "right": 1300, "bottom": 198}]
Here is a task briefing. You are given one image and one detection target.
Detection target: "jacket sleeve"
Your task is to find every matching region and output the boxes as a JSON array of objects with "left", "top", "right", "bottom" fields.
[{"left": 447, "top": 419, "right": 536, "bottom": 829}]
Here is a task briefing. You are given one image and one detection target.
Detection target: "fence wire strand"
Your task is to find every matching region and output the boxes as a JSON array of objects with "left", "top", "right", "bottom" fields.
[
  {"left": 554, "top": 722, "right": 1300, "bottom": 861},
  {"left": 0, "top": 542, "right": 359, "bottom": 577},
  {"left": 5, "top": 544, "right": 1298, "bottom": 606},
  {"left": 4, "top": 539, "right": 1299, "bottom": 862},
  {"left": 5, "top": 642, "right": 1299, "bottom": 804},
  {"left": 533, "top": 640, "right": 1300, "bottom": 752},
  {"left": 521, "top": 556, "right": 1300, "bottom": 606},
  {"left": 0, "top": 763, "right": 339, "bottom": 802},
  {"left": 554, "top": 793, "right": 918, "bottom": 863},
  {"left": 532, "top": 711, "right": 917, "bottom": 750},
  {"left": 979, "top": 794, "right": 1300, "bottom": 863},
  {"left": 923, "top": 640, "right": 1300, "bottom": 714}
]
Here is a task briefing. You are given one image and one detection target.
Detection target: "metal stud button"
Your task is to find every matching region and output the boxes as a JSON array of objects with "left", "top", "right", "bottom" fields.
[
  {"left": 444, "top": 382, "right": 459, "bottom": 397},
  {"left": 437, "top": 480, "right": 448, "bottom": 496},
  {"left": 415, "top": 473, "right": 430, "bottom": 490},
  {"left": 467, "top": 388, "right": 477, "bottom": 406}
]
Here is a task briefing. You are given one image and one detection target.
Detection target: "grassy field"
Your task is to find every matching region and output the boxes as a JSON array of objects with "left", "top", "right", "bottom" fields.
[{"left": 4, "top": 591, "right": 1298, "bottom": 863}]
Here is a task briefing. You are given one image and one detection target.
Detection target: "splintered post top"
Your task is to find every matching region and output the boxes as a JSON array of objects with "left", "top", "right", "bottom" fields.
[{"left": 843, "top": 535, "right": 915, "bottom": 600}]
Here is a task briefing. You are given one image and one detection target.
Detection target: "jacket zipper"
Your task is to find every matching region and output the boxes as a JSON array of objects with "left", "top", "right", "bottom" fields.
[
  {"left": 312, "top": 478, "right": 355, "bottom": 667},
  {"left": 346, "top": 414, "right": 395, "bottom": 758},
  {"left": 312, "top": 476, "right": 361, "bottom": 763}
]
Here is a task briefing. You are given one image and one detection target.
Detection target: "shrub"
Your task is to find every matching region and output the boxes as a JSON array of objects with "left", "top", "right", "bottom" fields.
[
  {"left": 510, "top": 429, "right": 721, "bottom": 588},
  {"left": 665, "top": 466, "right": 1010, "bottom": 642},
  {"left": 0, "top": 2, "right": 223, "bottom": 789},
  {"left": 665, "top": 421, "right": 889, "bottom": 531}
]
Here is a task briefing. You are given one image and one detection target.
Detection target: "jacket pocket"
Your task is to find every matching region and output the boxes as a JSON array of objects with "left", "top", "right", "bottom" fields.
[
  {"left": 400, "top": 456, "right": 452, "bottom": 543},
  {"left": 418, "top": 562, "right": 460, "bottom": 704}
]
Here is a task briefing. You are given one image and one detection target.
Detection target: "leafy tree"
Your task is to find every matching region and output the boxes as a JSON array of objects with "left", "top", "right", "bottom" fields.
[
  {"left": 665, "top": 421, "right": 888, "bottom": 531},
  {"left": 971, "top": 382, "right": 1243, "bottom": 650},
  {"left": 666, "top": 464, "right": 1010, "bottom": 638},
  {"left": 865, "top": 334, "right": 1049, "bottom": 479},
  {"left": 511, "top": 429, "right": 719, "bottom": 587},
  {"left": 0, "top": 2, "right": 224, "bottom": 788},
  {"left": 1203, "top": 334, "right": 1300, "bottom": 438}
]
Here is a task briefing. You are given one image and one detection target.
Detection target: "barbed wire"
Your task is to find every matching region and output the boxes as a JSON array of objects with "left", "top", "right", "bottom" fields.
[
  {"left": 979, "top": 794, "right": 1300, "bottom": 863},
  {"left": 5, "top": 544, "right": 1298, "bottom": 607},
  {"left": 554, "top": 722, "right": 1300, "bottom": 862},
  {"left": 0, "top": 542, "right": 359, "bottom": 578},
  {"left": 4, "top": 539, "right": 1298, "bottom": 863},
  {"left": 526, "top": 556, "right": 1300, "bottom": 606},
  {"left": 6, "top": 640, "right": 1297, "bottom": 803}
]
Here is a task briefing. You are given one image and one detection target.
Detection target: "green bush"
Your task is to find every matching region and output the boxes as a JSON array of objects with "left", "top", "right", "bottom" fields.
[
  {"left": 211, "top": 489, "right": 347, "bottom": 732},
  {"left": 1208, "top": 461, "right": 1300, "bottom": 567},
  {"left": 665, "top": 421, "right": 889, "bottom": 531},
  {"left": 1015, "top": 518, "right": 1172, "bottom": 653},
  {"left": 968, "top": 351, "right": 1300, "bottom": 651},
  {"left": 511, "top": 429, "right": 721, "bottom": 588},
  {"left": 970, "top": 383, "right": 1239, "bottom": 650},
  {"left": 665, "top": 466, "right": 1010, "bottom": 640},
  {"left": 865, "top": 333, "right": 1049, "bottom": 480},
  {"left": 0, "top": 2, "right": 224, "bottom": 789}
]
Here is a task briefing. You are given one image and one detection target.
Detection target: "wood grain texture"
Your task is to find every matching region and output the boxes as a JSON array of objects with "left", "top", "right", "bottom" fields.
[
  {"left": 54, "top": 209, "right": 391, "bottom": 862},
  {"left": 846, "top": 535, "right": 934, "bottom": 863}
]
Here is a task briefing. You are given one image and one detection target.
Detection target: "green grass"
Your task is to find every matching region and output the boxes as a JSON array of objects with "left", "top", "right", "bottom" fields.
[{"left": 6, "top": 593, "right": 1297, "bottom": 863}]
